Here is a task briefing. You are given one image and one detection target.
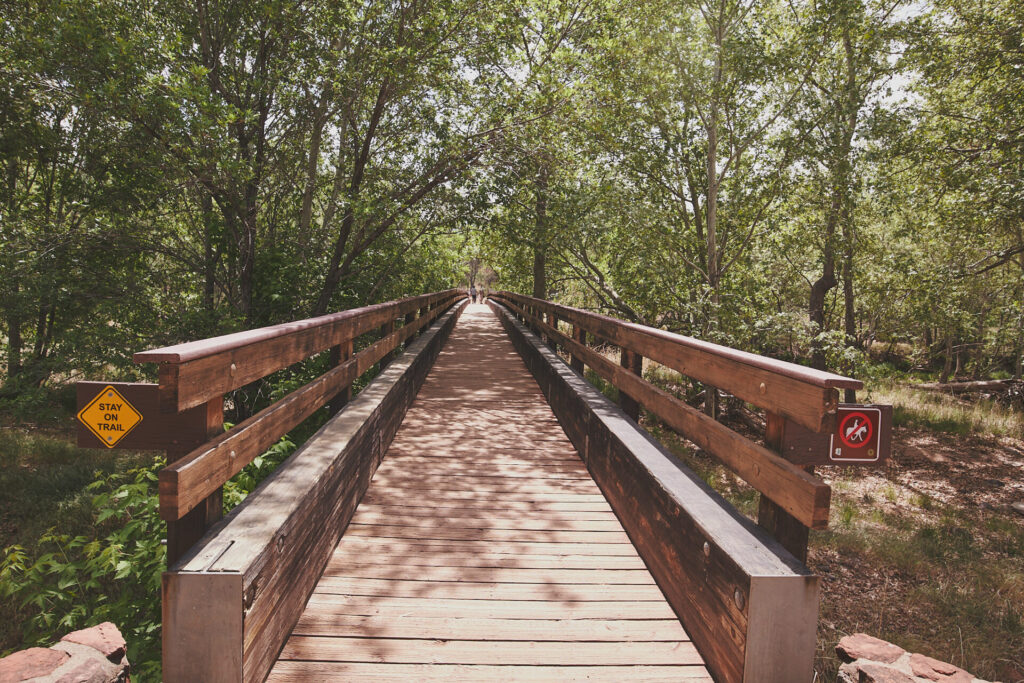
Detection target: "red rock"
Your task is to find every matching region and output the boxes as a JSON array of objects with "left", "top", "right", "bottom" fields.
[
  {"left": 909, "top": 652, "right": 972, "bottom": 681},
  {"left": 53, "top": 656, "right": 109, "bottom": 683},
  {"left": 836, "top": 633, "right": 906, "bottom": 664},
  {"left": 0, "top": 647, "right": 69, "bottom": 682},
  {"left": 60, "top": 623, "right": 126, "bottom": 662},
  {"left": 857, "top": 662, "right": 917, "bottom": 683}
]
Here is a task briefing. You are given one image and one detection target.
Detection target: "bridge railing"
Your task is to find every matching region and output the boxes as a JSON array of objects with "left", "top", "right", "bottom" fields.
[
  {"left": 491, "top": 291, "right": 863, "bottom": 558},
  {"left": 133, "top": 289, "right": 463, "bottom": 563}
]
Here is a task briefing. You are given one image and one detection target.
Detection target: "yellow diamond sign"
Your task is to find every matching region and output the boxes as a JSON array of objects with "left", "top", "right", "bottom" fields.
[{"left": 77, "top": 385, "right": 143, "bottom": 448}]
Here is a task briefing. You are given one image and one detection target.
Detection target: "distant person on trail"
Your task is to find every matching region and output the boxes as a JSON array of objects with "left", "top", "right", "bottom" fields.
[{"left": 469, "top": 285, "right": 477, "bottom": 303}]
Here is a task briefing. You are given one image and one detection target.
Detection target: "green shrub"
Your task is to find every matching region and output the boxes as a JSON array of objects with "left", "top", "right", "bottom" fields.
[
  {"left": 0, "top": 463, "right": 165, "bottom": 680},
  {"left": 0, "top": 433, "right": 298, "bottom": 681}
]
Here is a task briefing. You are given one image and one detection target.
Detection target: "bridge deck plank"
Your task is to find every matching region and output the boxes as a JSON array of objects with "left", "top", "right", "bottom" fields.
[{"left": 267, "top": 304, "right": 710, "bottom": 681}]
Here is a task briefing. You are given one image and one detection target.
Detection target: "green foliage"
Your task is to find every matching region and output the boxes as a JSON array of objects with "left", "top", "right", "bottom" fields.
[
  {"left": 0, "top": 429, "right": 297, "bottom": 679},
  {"left": 0, "top": 463, "right": 165, "bottom": 679},
  {"left": 1, "top": 0, "right": 1023, "bottom": 677},
  {"left": 223, "top": 434, "right": 298, "bottom": 510}
]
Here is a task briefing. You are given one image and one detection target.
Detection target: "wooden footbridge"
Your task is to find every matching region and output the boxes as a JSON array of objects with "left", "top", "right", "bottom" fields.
[{"left": 78, "top": 290, "right": 882, "bottom": 682}]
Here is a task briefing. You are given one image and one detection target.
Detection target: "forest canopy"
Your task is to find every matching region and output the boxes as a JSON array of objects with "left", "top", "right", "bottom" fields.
[{"left": 2, "top": 0, "right": 1022, "bottom": 403}]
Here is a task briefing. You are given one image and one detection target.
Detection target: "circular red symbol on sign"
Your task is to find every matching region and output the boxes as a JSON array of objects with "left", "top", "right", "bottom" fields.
[{"left": 839, "top": 412, "right": 873, "bottom": 449}]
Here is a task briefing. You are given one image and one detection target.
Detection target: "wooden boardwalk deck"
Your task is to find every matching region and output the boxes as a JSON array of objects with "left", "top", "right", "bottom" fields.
[{"left": 267, "top": 304, "right": 711, "bottom": 682}]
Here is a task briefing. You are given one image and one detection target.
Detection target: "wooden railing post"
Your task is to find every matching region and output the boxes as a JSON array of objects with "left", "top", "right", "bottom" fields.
[
  {"left": 328, "top": 338, "right": 354, "bottom": 415},
  {"left": 619, "top": 348, "right": 643, "bottom": 421},
  {"left": 379, "top": 319, "right": 396, "bottom": 369},
  {"left": 570, "top": 324, "right": 586, "bottom": 373},
  {"left": 758, "top": 411, "right": 811, "bottom": 562},
  {"left": 166, "top": 396, "right": 223, "bottom": 566},
  {"left": 546, "top": 312, "right": 559, "bottom": 349},
  {"left": 404, "top": 311, "right": 417, "bottom": 349},
  {"left": 418, "top": 305, "right": 429, "bottom": 335}
]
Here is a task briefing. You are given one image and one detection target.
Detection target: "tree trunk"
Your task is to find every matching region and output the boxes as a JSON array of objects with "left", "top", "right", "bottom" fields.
[
  {"left": 842, "top": 240, "right": 856, "bottom": 345},
  {"left": 1015, "top": 340, "right": 1022, "bottom": 380},
  {"left": 809, "top": 257, "right": 837, "bottom": 371},
  {"left": 533, "top": 165, "right": 549, "bottom": 299},
  {"left": 4, "top": 155, "right": 21, "bottom": 382},
  {"left": 239, "top": 212, "right": 256, "bottom": 325},
  {"left": 202, "top": 193, "right": 216, "bottom": 312},
  {"left": 298, "top": 97, "right": 330, "bottom": 261},
  {"left": 6, "top": 284, "right": 21, "bottom": 381},
  {"left": 704, "top": 16, "right": 723, "bottom": 420},
  {"left": 842, "top": 241, "right": 856, "bottom": 401},
  {"left": 940, "top": 336, "right": 954, "bottom": 383}
]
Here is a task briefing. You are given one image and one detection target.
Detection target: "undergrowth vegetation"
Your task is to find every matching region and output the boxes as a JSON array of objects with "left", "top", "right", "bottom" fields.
[
  {"left": 622, "top": 364, "right": 1024, "bottom": 680},
  {"left": 0, "top": 428, "right": 298, "bottom": 680},
  {"left": 868, "top": 383, "right": 1024, "bottom": 439}
]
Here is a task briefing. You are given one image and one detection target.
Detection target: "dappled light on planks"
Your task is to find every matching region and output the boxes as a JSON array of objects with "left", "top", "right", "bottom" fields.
[{"left": 267, "top": 303, "right": 710, "bottom": 682}]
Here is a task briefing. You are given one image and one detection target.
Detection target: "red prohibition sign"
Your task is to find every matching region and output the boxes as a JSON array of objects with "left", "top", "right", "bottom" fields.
[{"left": 839, "top": 411, "right": 873, "bottom": 449}]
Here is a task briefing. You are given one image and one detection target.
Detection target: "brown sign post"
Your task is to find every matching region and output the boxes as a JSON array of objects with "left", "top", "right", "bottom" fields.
[
  {"left": 76, "top": 382, "right": 219, "bottom": 454},
  {"left": 779, "top": 403, "right": 893, "bottom": 467},
  {"left": 77, "top": 381, "right": 225, "bottom": 563}
]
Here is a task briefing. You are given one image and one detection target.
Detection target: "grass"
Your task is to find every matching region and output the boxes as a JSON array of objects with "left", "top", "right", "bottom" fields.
[
  {"left": 628, "top": 374, "right": 1024, "bottom": 681},
  {"left": 807, "top": 383, "right": 1024, "bottom": 680},
  {"left": 0, "top": 428, "right": 151, "bottom": 549},
  {"left": 0, "top": 427, "right": 152, "bottom": 655},
  {"left": 813, "top": 492, "right": 1024, "bottom": 680},
  {"left": 868, "top": 382, "right": 1024, "bottom": 439}
]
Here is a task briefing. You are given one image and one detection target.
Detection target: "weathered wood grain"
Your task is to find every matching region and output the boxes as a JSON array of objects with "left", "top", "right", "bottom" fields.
[
  {"left": 290, "top": 616, "right": 683, "bottom": 641},
  {"left": 278, "top": 637, "right": 703, "bottom": 666},
  {"left": 303, "top": 594, "right": 678, "bottom": 619},
  {"left": 491, "top": 300, "right": 821, "bottom": 683},
  {"left": 311, "top": 576, "right": 667, "bottom": 601},
  {"left": 159, "top": 301, "right": 452, "bottom": 520},
  {"left": 319, "top": 565, "right": 656, "bottom": 584},
  {"left": 267, "top": 662, "right": 713, "bottom": 682},
  {"left": 139, "top": 290, "right": 460, "bottom": 412},
  {"left": 500, "top": 298, "right": 831, "bottom": 529},
  {"left": 619, "top": 348, "right": 643, "bottom": 421},
  {"left": 267, "top": 304, "right": 710, "bottom": 682},
  {"left": 757, "top": 411, "right": 812, "bottom": 562},
  {"left": 494, "top": 291, "right": 858, "bottom": 433},
  {"left": 161, "top": 302, "right": 465, "bottom": 683}
]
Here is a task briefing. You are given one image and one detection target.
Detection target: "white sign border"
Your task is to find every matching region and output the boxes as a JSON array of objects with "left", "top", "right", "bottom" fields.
[{"left": 829, "top": 406, "right": 882, "bottom": 463}]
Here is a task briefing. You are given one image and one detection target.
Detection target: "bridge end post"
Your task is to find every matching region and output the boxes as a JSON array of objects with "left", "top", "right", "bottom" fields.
[
  {"left": 165, "top": 395, "right": 224, "bottom": 567},
  {"left": 569, "top": 324, "right": 586, "bottom": 372},
  {"left": 618, "top": 348, "right": 643, "bottom": 421},
  {"left": 162, "top": 570, "right": 242, "bottom": 682},
  {"left": 756, "top": 411, "right": 816, "bottom": 562},
  {"left": 742, "top": 574, "right": 820, "bottom": 683},
  {"left": 328, "top": 339, "right": 355, "bottom": 415}
]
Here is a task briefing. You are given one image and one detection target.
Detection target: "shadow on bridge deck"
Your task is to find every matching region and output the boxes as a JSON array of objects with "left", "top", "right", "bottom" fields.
[{"left": 266, "top": 303, "right": 711, "bottom": 682}]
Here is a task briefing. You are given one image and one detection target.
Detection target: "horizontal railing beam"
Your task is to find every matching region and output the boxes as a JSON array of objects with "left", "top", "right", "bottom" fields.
[
  {"left": 162, "top": 302, "right": 465, "bottom": 683},
  {"left": 494, "top": 291, "right": 860, "bottom": 433},
  {"left": 490, "top": 300, "right": 819, "bottom": 683},
  {"left": 137, "top": 290, "right": 461, "bottom": 413},
  {"left": 159, "top": 300, "right": 455, "bottom": 521},
  {"left": 498, "top": 297, "right": 830, "bottom": 528}
]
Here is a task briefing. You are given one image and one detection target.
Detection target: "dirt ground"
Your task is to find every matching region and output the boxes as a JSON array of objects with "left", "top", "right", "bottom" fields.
[{"left": 809, "top": 426, "right": 1024, "bottom": 682}]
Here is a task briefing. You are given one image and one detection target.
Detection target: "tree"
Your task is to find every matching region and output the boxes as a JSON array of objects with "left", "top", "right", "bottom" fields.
[{"left": 795, "top": 0, "right": 906, "bottom": 375}]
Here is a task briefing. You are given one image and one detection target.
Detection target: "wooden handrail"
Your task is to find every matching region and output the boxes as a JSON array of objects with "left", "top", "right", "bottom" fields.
[
  {"left": 490, "top": 301, "right": 821, "bottom": 683},
  {"left": 136, "top": 290, "right": 461, "bottom": 413},
  {"left": 157, "top": 301, "right": 455, "bottom": 520},
  {"left": 494, "top": 291, "right": 860, "bottom": 432},
  {"left": 133, "top": 289, "right": 464, "bottom": 562},
  {"left": 491, "top": 292, "right": 856, "bottom": 531},
  {"left": 162, "top": 302, "right": 466, "bottom": 683}
]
